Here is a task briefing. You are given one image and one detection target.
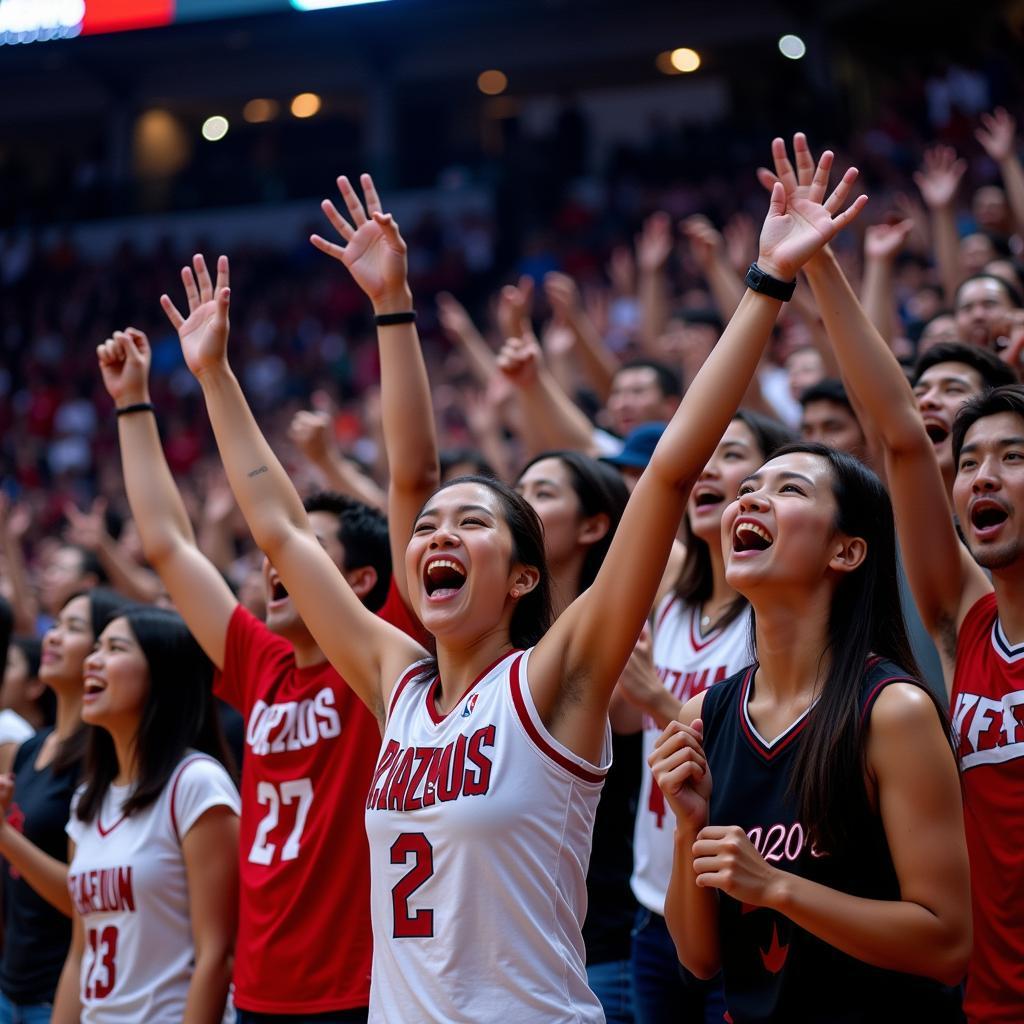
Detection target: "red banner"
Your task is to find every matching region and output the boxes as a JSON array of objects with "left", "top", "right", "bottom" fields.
[{"left": 81, "top": 0, "right": 173, "bottom": 34}]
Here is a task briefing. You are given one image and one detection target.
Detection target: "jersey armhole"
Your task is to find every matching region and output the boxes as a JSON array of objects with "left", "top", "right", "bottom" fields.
[{"left": 385, "top": 659, "right": 433, "bottom": 724}]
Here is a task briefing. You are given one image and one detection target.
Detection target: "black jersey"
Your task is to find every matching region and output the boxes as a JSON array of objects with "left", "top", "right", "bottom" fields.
[{"left": 702, "top": 658, "right": 962, "bottom": 1024}]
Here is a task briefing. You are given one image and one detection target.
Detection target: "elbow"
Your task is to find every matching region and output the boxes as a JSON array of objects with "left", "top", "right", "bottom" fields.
[
  {"left": 679, "top": 951, "right": 720, "bottom": 983},
  {"left": 391, "top": 464, "right": 441, "bottom": 497},
  {"left": 664, "top": 907, "right": 719, "bottom": 982},
  {"left": 930, "top": 930, "right": 971, "bottom": 988}
]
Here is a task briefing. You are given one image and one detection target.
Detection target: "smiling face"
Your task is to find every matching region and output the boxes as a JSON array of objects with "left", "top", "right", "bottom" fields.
[
  {"left": 40, "top": 594, "right": 95, "bottom": 692},
  {"left": 39, "top": 546, "right": 92, "bottom": 617},
  {"left": 689, "top": 419, "right": 766, "bottom": 547},
  {"left": 722, "top": 452, "right": 849, "bottom": 596},
  {"left": 953, "top": 411, "right": 1024, "bottom": 572},
  {"left": 80, "top": 617, "right": 149, "bottom": 731},
  {"left": 264, "top": 510, "right": 346, "bottom": 639},
  {"left": 516, "top": 458, "right": 584, "bottom": 569},
  {"left": 913, "top": 361, "right": 986, "bottom": 476},
  {"left": 407, "top": 481, "right": 532, "bottom": 646}
]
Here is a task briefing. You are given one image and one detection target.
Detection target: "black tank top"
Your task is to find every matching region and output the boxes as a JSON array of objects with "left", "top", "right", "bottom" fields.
[
  {"left": 0, "top": 728, "right": 78, "bottom": 1004},
  {"left": 702, "top": 659, "right": 962, "bottom": 1024}
]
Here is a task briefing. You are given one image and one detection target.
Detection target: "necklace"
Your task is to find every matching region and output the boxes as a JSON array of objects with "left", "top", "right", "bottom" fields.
[{"left": 701, "top": 613, "right": 712, "bottom": 628}]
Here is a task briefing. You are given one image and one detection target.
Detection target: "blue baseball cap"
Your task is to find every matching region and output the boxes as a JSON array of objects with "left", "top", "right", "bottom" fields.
[{"left": 601, "top": 421, "right": 667, "bottom": 471}]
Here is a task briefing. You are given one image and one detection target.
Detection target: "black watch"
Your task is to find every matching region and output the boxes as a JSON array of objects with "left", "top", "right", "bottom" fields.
[{"left": 745, "top": 262, "right": 796, "bottom": 302}]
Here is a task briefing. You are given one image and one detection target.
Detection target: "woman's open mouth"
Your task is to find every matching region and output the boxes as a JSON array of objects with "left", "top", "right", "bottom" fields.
[
  {"left": 732, "top": 520, "right": 774, "bottom": 553},
  {"left": 423, "top": 557, "right": 468, "bottom": 601}
]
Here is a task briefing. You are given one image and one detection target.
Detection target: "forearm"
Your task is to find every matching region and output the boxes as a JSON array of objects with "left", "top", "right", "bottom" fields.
[
  {"left": 665, "top": 825, "right": 721, "bottom": 979},
  {"left": 803, "top": 252, "right": 923, "bottom": 453},
  {"left": 182, "top": 951, "right": 233, "bottom": 1024},
  {"left": 930, "top": 204, "right": 963, "bottom": 304},
  {"left": 860, "top": 257, "right": 898, "bottom": 348},
  {"left": 95, "top": 536, "right": 164, "bottom": 604},
  {"left": 568, "top": 311, "right": 618, "bottom": 401},
  {"left": 0, "top": 824, "right": 71, "bottom": 915},
  {"left": 196, "top": 517, "right": 235, "bottom": 575},
  {"left": 452, "top": 323, "right": 500, "bottom": 389},
  {"left": 517, "top": 372, "right": 597, "bottom": 456},
  {"left": 705, "top": 254, "right": 745, "bottom": 321},
  {"left": 639, "top": 269, "right": 669, "bottom": 350},
  {"left": 117, "top": 409, "right": 198, "bottom": 561},
  {"left": 314, "top": 452, "right": 387, "bottom": 512},
  {"left": 196, "top": 365, "right": 309, "bottom": 555},
  {"left": 767, "top": 870, "right": 967, "bottom": 985},
  {"left": 1, "top": 533, "right": 38, "bottom": 634},
  {"left": 51, "top": 953, "right": 82, "bottom": 1023},
  {"left": 998, "top": 155, "right": 1024, "bottom": 236}
]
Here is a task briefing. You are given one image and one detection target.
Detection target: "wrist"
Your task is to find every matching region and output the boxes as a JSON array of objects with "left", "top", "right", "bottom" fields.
[
  {"left": 752, "top": 256, "right": 792, "bottom": 282},
  {"left": 372, "top": 287, "right": 414, "bottom": 317},
  {"left": 115, "top": 393, "right": 151, "bottom": 410},
  {"left": 761, "top": 867, "right": 791, "bottom": 912}
]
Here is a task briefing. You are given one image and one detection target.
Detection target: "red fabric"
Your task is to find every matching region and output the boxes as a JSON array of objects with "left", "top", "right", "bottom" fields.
[
  {"left": 214, "top": 579, "right": 426, "bottom": 1013},
  {"left": 951, "top": 593, "right": 1024, "bottom": 1023},
  {"left": 81, "top": 0, "right": 173, "bottom": 34}
]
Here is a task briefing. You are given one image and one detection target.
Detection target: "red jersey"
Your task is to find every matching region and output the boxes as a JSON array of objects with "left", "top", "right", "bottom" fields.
[
  {"left": 951, "top": 593, "right": 1024, "bottom": 1024},
  {"left": 215, "top": 580, "right": 427, "bottom": 1014}
]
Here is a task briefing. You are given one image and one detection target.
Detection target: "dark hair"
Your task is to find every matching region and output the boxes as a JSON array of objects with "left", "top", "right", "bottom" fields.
[
  {"left": 51, "top": 587, "right": 127, "bottom": 776},
  {"left": 954, "top": 273, "right": 1024, "bottom": 310},
  {"left": 9, "top": 636, "right": 54, "bottom": 726},
  {"left": 518, "top": 451, "right": 630, "bottom": 593},
  {"left": 678, "top": 308, "right": 725, "bottom": 334},
  {"left": 303, "top": 491, "right": 391, "bottom": 612},
  {"left": 76, "top": 606, "right": 234, "bottom": 823},
  {"left": 951, "top": 384, "right": 1024, "bottom": 465},
  {"left": 616, "top": 359, "right": 682, "bottom": 399},
  {"left": 799, "top": 378, "right": 853, "bottom": 411},
  {"left": 440, "top": 448, "right": 497, "bottom": 481},
  {"left": 64, "top": 544, "right": 109, "bottom": 587},
  {"left": 913, "top": 342, "right": 1018, "bottom": 390},
  {"left": 675, "top": 411, "right": 794, "bottom": 627},
  {"left": 428, "top": 475, "right": 552, "bottom": 648},
  {"left": 760, "top": 443, "right": 936, "bottom": 852}
]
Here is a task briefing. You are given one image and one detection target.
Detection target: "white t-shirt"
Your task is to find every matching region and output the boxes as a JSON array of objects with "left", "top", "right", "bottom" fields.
[
  {"left": 66, "top": 753, "right": 240, "bottom": 1023},
  {"left": 632, "top": 595, "right": 753, "bottom": 914},
  {"left": 0, "top": 709, "right": 34, "bottom": 746},
  {"left": 364, "top": 649, "right": 608, "bottom": 1023}
]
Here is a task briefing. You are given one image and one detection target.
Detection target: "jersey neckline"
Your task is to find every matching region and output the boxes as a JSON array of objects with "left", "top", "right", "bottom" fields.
[
  {"left": 737, "top": 666, "right": 816, "bottom": 761},
  {"left": 424, "top": 649, "right": 520, "bottom": 725}
]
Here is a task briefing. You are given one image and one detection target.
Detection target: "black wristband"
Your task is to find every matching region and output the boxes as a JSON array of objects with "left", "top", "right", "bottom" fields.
[
  {"left": 115, "top": 402, "right": 156, "bottom": 418},
  {"left": 744, "top": 262, "right": 796, "bottom": 302},
  {"left": 374, "top": 311, "right": 416, "bottom": 326}
]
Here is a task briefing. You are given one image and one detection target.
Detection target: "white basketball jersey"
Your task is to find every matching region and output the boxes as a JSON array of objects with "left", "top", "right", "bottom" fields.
[
  {"left": 65, "top": 753, "right": 240, "bottom": 1023},
  {"left": 364, "top": 648, "right": 609, "bottom": 1024},
  {"left": 631, "top": 595, "right": 752, "bottom": 914}
]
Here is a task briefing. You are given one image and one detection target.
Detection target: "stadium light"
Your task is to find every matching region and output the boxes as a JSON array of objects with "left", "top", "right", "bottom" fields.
[
  {"left": 290, "top": 1, "right": 392, "bottom": 9},
  {"left": 477, "top": 70, "right": 508, "bottom": 96},
  {"left": 244, "top": 99, "right": 280, "bottom": 123},
  {"left": 0, "top": 0, "right": 84, "bottom": 45},
  {"left": 778, "top": 34, "right": 807, "bottom": 60},
  {"left": 202, "top": 116, "right": 230, "bottom": 142},
  {"left": 291, "top": 93, "right": 322, "bottom": 118},
  {"left": 670, "top": 48, "right": 701, "bottom": 73}
]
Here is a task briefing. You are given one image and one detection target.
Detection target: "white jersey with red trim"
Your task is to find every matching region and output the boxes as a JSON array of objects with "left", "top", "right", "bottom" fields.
[
  {"left": 364, "top": 648, "right": 609, "bottom": 1023},
  {"left": 65, "top": 753, "right": 240, "bottom": 1023},
  {"left": 631, "top": 594, "right": 752, "bottom": 914}
]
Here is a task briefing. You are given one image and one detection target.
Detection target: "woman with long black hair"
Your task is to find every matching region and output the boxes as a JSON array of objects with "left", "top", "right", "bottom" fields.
[
  {"left": 627, "top": 410, "right": 791, "bottom": 1024},
  {"left": 651, "top": 438, "right": 971, "bottom": 1023},
  {"left": 0, "top": 587, "right": 123, "bottom": 1024},
  {"left": 51, "top": 604, "right": 238, "bottom": 1023}
]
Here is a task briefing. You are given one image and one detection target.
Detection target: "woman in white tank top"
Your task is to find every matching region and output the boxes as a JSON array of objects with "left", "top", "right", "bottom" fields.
[
  {"left": 51, "top": 606, "right": 239, "bottom": 1023},
  {"left": 178, "top": 165, "right": 866, "bottom": 1021}
]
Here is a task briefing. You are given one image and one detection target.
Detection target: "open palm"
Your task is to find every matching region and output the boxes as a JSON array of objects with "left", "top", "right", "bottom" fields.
[
  {"left": 311, "top": 174, "right": 408, "bottom": 306},
  {"left": 161, "top": 254, "right": 231, "bottom": 378},
  {"left": 757, "top": 134, "right": 867, "bottom": 280}
]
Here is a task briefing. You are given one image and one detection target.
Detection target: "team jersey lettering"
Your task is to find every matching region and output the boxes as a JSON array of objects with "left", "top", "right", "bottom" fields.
[
  {"left": 68, "top": 867, "right": 136, "bottom": 916},
  {"left": 245, "top": 687, "right": 342, "bottom": 757},
  {"left": 367, "top": 725, "right": 496, "bottom": 812},
  {"left": 952, "top": 687, "right": 1024, "bottom": 769},
  {"left": 643, "top": 664, "right": 728, "bottom": 731}
]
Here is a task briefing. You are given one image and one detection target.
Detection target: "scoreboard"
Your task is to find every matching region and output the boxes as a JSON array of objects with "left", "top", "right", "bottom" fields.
[{"left": 0, "top": 0, "right": 390, "bottom": 43}]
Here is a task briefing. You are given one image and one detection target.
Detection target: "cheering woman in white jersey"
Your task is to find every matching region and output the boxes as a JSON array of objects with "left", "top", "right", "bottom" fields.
[
  {"left": 165, "top": 150, "right": 865, "bottom": 1021},
  {"left": 51, "top": 605, "right": 239, "bottom": 1023}
]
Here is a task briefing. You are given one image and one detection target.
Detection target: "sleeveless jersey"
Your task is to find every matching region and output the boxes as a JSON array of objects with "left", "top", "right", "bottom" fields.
[
  {"left": 65, "top": 753, "right": 240, "bottom": 1023},
  {"left": 364, "top": 648, "right": 609, "bottom": 1023},
  {"left": 632, "top": 595, "right": 751, "bottom": 914},
  {"left": 701, "top": 660, "right": 962, "bottom": 1024},
  {"left": 951, "top": 593, "right": 1024, "bottom": 1023}
]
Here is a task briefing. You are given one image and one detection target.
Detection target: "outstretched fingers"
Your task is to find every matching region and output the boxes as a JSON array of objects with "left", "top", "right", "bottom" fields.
[
  {"left": 336, "top": 175, "right": 368, "bottom": 227},
  {"left": 310, "top": 232, "right": 347, "bottom": 261},
  {"left": 193, "top": 254, "right": 214, "bottom": 304},
  {"left": 831, "top": 192, "right": 869, "bottom": 233},
  {"left": 771, "top": 137, "right": 798, "bottom": 194},
  {"left": 361, "top": 173, "right": 383, "bottom": 216},
  {"left": 214, "top": 254, "right": 230, "bottom": 297},
  {"left": 161, "top": 293, "right": 185, "bottom": 331},
  {"left": 823, "top": 165, "right": 859, "bottom": 215},
  {"left": 792, "top": 132, "right": 816, "bottom": 186},
  {"left": 321, "top": 198, "right": 354, "bottom": 243},
  {"left": 807, "top": 149, "right": 834, "bottom": 203},
  {"left": 180, "top": 265, "right": 200, "bottom": 313}
]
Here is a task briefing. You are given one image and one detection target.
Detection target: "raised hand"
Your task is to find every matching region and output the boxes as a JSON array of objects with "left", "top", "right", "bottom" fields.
[
  {"left": 607, "top": 245, "right": 636, "bottom": 296},
  {"left": 0, "top": 494, "right": 30, "bottom": 542},
  {"left": 864, "top": 219, "right": 914, "bottom": 263},
  {"left": 436, "top": 292, "right": 477, "bottom": 342},
  {"left": 681, "top": 215, "right": 724, "bottom": 274},
  {"left": 544, "top": 271, "right": 582, "bottom": 322},
  {"left": 496, "top": 334, "right": 543, "bottom": 389},
  {"left": 649, "top": 718, "right": 712, "bottom": 830},
  {"left": 724, "top": 212, "right": 758, "bottom": 275},
  {"left": 636, "top": 211, "right": 674, "bottom": 273},
  {"left": 289, "top": 409, "right": 334, "bottom": 465},
  {"left": 97, "top": 327, "right": 151, "bottom": 407},
  {"left": 497, "top": 277, "right": 535, "bottom": 341},
  {"left": 756, "top": 134, "right": 868, "bottom": 281},
  {"left": 976, "top": 108, "right": 1018, "bottom": 164},
  {"left": 311, "top": 173, "right": 411, "bottom": 314},
  {"left": 914, "top": 146, "right": 967, "bottom": 210},
  {"left": 64, "top": 498, "right": 108, "bottom": 553},
  {"left": 161, "top": 254, "right": 231, "bottom": 379}
]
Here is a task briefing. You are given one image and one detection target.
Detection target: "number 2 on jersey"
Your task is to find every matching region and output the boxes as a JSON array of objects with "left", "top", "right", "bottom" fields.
[
  {"left": 391, "top": 833, "right": 434, "bottom": 938},
  {"left": 248, "top": 778, "right": 314, "bottom": 865},
  {"left": 85, "top": 924, "right": 118, "bottom": 999}
]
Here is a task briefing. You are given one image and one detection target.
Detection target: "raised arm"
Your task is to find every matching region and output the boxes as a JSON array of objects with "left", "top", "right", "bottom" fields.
[
  {"left": 165, "top": 256, "right": 424, "bottom": 721},
  {"left": 914, "top": 146, "right": 967, "bottom": 305},
  {"left": 860, "top": 220, "right": 914, "bottom": 349},
  {"left": 0, "top": 496, "right": 39, "bottom": 635},
  {"left": 97, "top": 329, "right": 236, "bottom": 670},
  {"left": 636, "top": 212, "right": 674, "bottom": 351},
  {"left": 312, "top": 174, "right": 440, "bottom": 609},
  {"left": 532, "top": 141, "right": 868, "bottom": 756},
  {"left": 977, "top": 108, "right": 1024, "bottom": 237}
]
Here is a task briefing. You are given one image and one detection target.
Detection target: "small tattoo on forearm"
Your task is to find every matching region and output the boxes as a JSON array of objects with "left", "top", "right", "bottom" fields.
[{"left": 248, "top": 465, "right": 268, "bottom": 478}]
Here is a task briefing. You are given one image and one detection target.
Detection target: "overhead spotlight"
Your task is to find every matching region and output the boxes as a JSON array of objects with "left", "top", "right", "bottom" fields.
[
  {"left": 477, "top": 70, "right": 508, "bottom": 96},
  {"left": 201, "top": 116, "right": 229, "bottom": 142},
  {"left": 291, "top": 93, "right": 322, "bottom": 118},
  {"left": 778, "top": 34, "right": 807, "bottom": 60},
  {"left": 670, "top": 47, "right": 701, "bottom": 73},
  {"left": 656, "top": 51, "right": 680, "bottom": 75},
  {"left": 243, "top": 98, "right": 280, "bottom": 123}
]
